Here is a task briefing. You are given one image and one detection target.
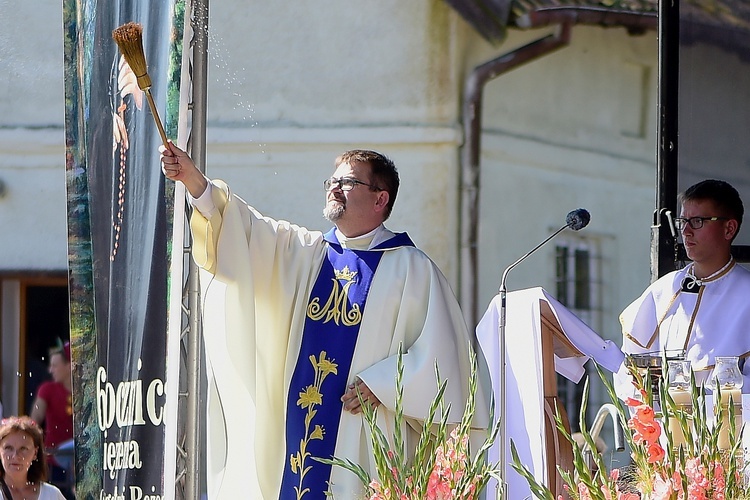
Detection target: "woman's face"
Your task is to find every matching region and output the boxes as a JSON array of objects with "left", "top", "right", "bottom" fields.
[{"left": 0, "top": 431, "right": 38, "bottom": 477}]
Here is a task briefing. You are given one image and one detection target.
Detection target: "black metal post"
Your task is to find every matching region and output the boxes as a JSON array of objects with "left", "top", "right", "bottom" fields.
[{"left": 652, "top": 0, "right": 680, "bottom": 281}]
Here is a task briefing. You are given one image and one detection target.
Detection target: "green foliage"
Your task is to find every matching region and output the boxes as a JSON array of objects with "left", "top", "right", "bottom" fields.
[
  {"left": 316, "top": 345, "right": 502, "bottom": 499},
  {"left": 512, "top": 359, "right": 750, "bottom": 499}
]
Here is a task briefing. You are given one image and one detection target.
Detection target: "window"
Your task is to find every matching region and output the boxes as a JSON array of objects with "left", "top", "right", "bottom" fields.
[{"left": 554, "top": 238, "right": 601, "bottom": 431}]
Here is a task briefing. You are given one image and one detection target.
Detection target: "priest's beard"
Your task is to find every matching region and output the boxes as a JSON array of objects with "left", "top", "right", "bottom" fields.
[{"left": 324, "top": 202, "right": 345, "bottom": 222}]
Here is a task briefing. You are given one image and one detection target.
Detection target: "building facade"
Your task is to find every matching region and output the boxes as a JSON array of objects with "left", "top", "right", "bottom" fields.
[{"left": 0, "top": 0, "right": 661, "bottom": 455}]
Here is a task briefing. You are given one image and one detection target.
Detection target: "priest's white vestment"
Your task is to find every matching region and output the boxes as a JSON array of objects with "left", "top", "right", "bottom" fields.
[{"left": 191, "top": 180, "right": 488, "bottom": 499}]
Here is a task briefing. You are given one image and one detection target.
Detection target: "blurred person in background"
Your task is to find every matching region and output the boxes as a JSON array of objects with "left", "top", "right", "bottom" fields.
[{"left": 30, "top": 343, "right": 73, "bottom": 499}]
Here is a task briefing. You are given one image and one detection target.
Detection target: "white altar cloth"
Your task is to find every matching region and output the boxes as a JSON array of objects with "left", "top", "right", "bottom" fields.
[{"left": 477, "top": 287, "right": 624, "bottom": 499}]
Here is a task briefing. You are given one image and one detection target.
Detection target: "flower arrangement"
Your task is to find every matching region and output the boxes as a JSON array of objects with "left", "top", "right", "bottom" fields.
[
  {"left": 511, "top": 359, "right": 750, "bottom": 500},
  {"left": 316, "top": 346, "right": 502, "bottom": 499}
]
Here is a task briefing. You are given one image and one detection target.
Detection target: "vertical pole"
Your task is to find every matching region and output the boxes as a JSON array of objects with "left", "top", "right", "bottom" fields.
[
  {"left": 185, "top": 0, "right": 209, "bottom": 498},
  {"left": 497, "top": 288, "right": 507, "bottom": 497},
  {"left": 652, "top": 0, "right": 680, "bottom": 281}
]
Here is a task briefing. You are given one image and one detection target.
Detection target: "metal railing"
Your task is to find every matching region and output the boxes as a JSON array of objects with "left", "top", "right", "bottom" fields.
[{"left": 174, "top": 0, "right": 209, "bottom": 498}]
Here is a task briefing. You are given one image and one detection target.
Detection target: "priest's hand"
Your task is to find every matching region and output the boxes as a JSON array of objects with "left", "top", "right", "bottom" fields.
[
  {"left": 160, "top": 140, "right": 208, "bottom": 198},
  {"left": 341, "top": 378, "right": 381, "bottom": 415}
]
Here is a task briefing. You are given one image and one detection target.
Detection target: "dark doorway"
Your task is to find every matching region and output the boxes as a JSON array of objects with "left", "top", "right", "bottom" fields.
[{"left": 23, "top": 284, "right": 70, "bottom": 414}]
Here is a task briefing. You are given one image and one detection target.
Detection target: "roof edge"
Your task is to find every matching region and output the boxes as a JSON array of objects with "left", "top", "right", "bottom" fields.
[{"left": 514, "top": 6, "right": 657, "bottom": 32}]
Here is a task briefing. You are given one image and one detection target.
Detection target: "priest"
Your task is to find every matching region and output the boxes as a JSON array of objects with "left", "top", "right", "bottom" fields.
[{"left": 160, "top": 143, "right": 489, "bottom": 499}]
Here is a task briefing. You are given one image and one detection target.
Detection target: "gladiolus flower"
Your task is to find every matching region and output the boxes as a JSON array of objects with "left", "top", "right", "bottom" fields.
[
  {"left": 625, "top": 397, "right": 643, "bottom": 408},
  {"left": 617, "top": 493, "right": 639, "bottom": 500},
  {"left": 651, "top": 474, "right": 673, "bottom": 499},
  {"left": 629, "top": 417, "right": 661, "bottom": 445},
  {"left": 609, "top": 468, "right": 620, "bottom": 481},
  {"left": 633, "top": 404, "right": 656, "bottom": 423},
  {"left": 646, "top": 442, "right": 665, "bottom": 463},
  {"left": 577, "top": 482, "right": 594, "bottom": 500}
]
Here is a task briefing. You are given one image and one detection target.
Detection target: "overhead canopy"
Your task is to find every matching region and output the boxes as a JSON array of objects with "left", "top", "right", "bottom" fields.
[
  {"left": 444, "top": 0, "right": 750, "bottom": 55},
  {"left": 442, "top": 0, "right": 512, "bottom": 42}
]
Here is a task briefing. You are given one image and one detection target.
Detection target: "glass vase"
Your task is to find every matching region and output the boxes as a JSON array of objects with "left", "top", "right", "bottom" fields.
[
  {"left": 666, "top": 360, "right": 692, "bottom": 450},
  {"left": 708, "top": 356, "right": 743, "bottom": 450}
]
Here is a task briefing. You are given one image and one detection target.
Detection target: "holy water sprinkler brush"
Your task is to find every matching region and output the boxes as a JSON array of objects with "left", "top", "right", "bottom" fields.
[{"left": 112, "top": 22, "right": 170, "bottom": 149}]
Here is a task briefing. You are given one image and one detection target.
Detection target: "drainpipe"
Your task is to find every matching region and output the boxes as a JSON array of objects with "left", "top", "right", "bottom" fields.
[
  {"left": 458, "top": 8, "right": 657, "bottom": 327},
  {"left": 459, "top": 19, "right": 572, "bottom": 327}
]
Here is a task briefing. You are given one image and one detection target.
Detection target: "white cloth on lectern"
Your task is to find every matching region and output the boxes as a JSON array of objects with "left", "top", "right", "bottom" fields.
[{"left": 476, "top": 287, "right": 624, "bottom": 499}]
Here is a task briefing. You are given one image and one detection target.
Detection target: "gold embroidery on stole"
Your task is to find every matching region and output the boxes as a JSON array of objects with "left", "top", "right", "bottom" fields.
[
  {"left": 307, "top": 266, "right": 362, "bottom": 326},
  {"left": 289, "top": 351, "right": 338, "bottom": 499}
]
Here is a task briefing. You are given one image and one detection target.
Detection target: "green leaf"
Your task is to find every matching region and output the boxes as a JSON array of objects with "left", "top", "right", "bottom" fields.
[{"left": 510, "top": 441, "right": 554, "bottom": 500}]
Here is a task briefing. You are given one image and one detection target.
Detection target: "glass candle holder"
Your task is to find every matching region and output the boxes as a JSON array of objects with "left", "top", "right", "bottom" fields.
[
  {"left": 707, "top": 356, "right": 743, "bottom": 450},
  {"left": 666, "top": 360, "right": 692, "bottom": 449}
]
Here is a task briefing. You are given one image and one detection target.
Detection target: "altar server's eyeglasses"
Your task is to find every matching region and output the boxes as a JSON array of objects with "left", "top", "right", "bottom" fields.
[
  {"left": 674, "top": 216, "right": 728, "bottom": 230},
  {"left": 324, "top": 177, "right": 382, "bottom": 192}
]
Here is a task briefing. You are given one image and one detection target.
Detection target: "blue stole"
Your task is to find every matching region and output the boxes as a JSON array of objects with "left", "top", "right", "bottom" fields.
[{"left": 278, "top": 229, "right": 414, "bottom": 500}]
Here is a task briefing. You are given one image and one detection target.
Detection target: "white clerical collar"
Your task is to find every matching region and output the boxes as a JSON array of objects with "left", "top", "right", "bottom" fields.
[
  {"left": 681, "top": 256, "right": 736, "bottom": 292},
  {"left": 335, "top": 225, "right": 392, "bottom": 250}
]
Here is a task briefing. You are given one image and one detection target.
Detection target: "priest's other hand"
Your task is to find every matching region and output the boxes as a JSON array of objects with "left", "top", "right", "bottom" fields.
[{"left": 341, "top": 378, "right": 381, "bottom": 415}]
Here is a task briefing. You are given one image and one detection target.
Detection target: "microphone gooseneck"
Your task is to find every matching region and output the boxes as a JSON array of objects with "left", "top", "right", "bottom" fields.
[
  {"left": 566, "top": 208, "right": 591, "bottom": 231},
  {"left": 495, "top": 207, "right": 590, "bottom": 495}
]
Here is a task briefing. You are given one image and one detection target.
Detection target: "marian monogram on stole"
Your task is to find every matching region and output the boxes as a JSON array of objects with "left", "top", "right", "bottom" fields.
[{"left": 306, "top": 265, "right": 363, "bottom": 326}]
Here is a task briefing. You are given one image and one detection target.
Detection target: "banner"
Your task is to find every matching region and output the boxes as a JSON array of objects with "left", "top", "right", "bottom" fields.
[{"left": 63, "top": 1, "right": 185, "bottom": 499}]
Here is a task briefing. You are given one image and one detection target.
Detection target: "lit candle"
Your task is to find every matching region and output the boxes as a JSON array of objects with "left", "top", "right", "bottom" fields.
[
  {"left": 717, "top": 387, "right": 742, "bottom": 450},
  {"left": 667, "top": 388, "right": 691, "bottom": 449}
]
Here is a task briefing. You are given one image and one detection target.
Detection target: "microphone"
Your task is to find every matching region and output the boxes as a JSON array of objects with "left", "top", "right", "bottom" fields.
[
  {"left": 566, "top": 208, "right": 590, "bottom": 231},
  {"left": 494, "top": 207, "right": 590, "bottom": 492},
  {"left": 501, "top": 208, "right": 591, "bottom": 285}
]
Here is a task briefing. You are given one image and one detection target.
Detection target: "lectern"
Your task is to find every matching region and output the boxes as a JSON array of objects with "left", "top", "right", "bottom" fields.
[{"left": 476, "top": 287, "right": 624, "bottom": 499}]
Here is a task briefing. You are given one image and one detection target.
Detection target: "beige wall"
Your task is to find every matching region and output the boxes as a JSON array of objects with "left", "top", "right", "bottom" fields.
[
  {"left": 472, "top": 26, "right": 657, "bottom": 345},
  {"left": 0, "top": 2, "right": 661, "bottom": 336},
  {"left": 200, "top": 0, "right": 467, "bottom": 278},
  {"left": 0, "top": 0, "right": 67, "bottom": 270}
]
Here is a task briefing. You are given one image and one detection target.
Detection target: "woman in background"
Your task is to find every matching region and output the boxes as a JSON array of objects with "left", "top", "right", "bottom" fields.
[{"left": 0, "top": 416, "right": 64, "bottom": 499}]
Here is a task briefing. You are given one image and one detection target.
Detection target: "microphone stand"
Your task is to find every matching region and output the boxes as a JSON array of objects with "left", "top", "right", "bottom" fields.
[{"left": 497, "top": 221, "right": 573, "bottom": 496}]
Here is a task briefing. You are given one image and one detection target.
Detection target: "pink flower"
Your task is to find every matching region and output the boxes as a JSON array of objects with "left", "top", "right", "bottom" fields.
[
  {"left": 577, "top": 482, "right": 594, "bottom": 500},
  {"left": 646, "top": 442, "right": 665, "bottom": 463},
  {"left": 426, "top": 467, "right": 452, "bottom": 500},
  {"left": 633, "top": 404, "right": 656, "bottom": 423},
  {"left": 617, "top": 493, "right": 640, "bottom": 500},
  {"left": 368, "top": 479, "right": 386, "bottom": 500},
  {"left": 625, "top": 397, "right": 643, "bottom": 408},
  {"left": 671, "top": 471, "right": 682, "bottom": 483},
  {"left": 685, "top": 457, "right": 709, "bottom": 490},
  {"left": 650, "top": 474, "right": 673, "bottom": 500},
  {"left": 629, "top": 418, "right": 661, "bottom": 445},
  {"left": 686, "top": 486, "right": 707, "bottom": 500},
  {"left": 627, "top": 401, "right": 661, "bottom": 445}
]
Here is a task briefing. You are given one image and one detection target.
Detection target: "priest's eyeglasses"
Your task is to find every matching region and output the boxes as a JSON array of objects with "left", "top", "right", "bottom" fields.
[
  {"left": 324, "top": 177, "right": 381, "bottom": 192},
  {"left": 674, "top": 216, "right": 728, "bottom": 230}
]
